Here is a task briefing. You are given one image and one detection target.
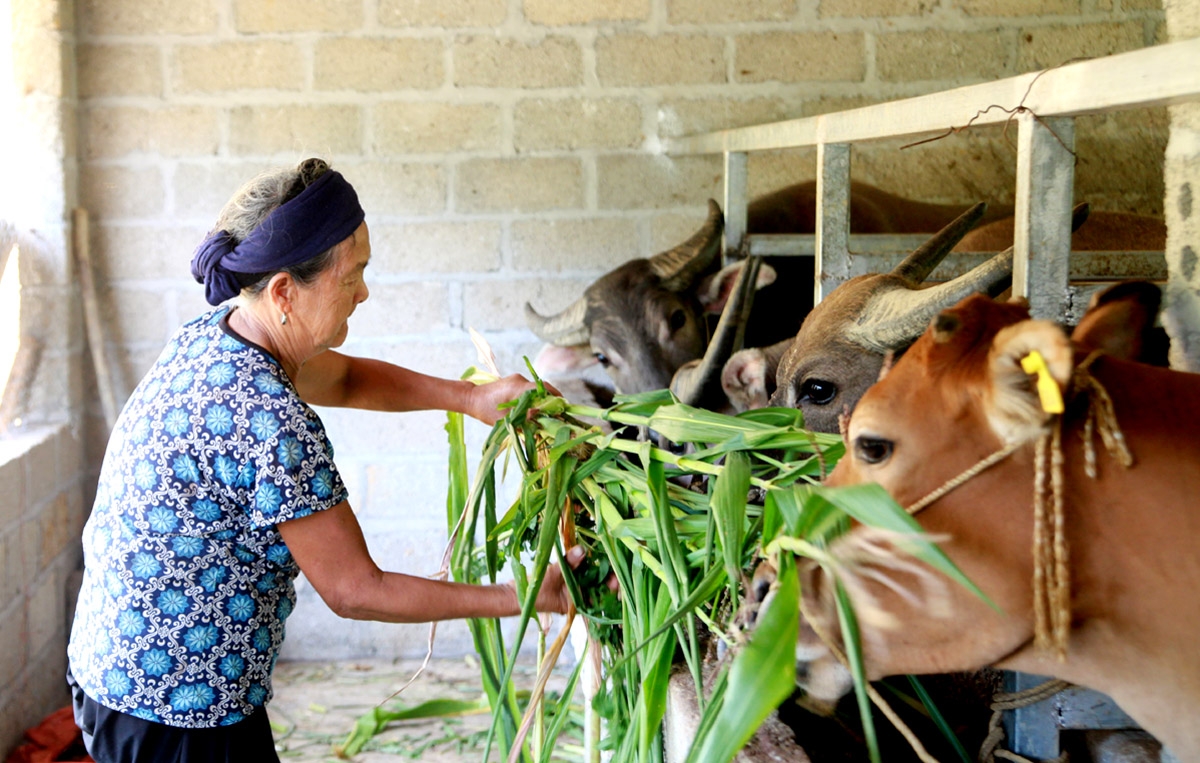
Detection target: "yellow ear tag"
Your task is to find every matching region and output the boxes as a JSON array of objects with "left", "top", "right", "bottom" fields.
[{"left": 1019, "top": 350, "right": 1064, "bottom": 414}]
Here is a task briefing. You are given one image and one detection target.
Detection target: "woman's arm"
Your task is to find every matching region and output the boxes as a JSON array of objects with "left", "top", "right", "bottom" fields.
[
  {"left": 293, "top": 351, "right": 542, "bottom": 425},
  {"left": 277, "top": 500, "right": 576, "bottom": 622}
]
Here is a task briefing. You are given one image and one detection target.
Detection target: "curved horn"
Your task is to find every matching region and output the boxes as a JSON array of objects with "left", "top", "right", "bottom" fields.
[
  {"left": 1071, "top": 202, "right": 1090, "bottom": 232},
  {"left": 892, "top": 202, "right": 989, "bottom": 284},
  {"left": 524, "top": 298, "right": 591, "bottom": 347},
  {"left": 649, "top": 199, "right": 724, "bottom": 292},
  {"left": 671, "top": 256, "right": 762, "bottom": 408},
  {"left": 847, "top": 248, "right": 1014, "bottom": 353}
]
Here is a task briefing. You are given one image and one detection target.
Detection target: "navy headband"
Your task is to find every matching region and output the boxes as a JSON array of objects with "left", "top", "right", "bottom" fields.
[{"left": 191, "top": 169, "right": 365, "bottom": 305}]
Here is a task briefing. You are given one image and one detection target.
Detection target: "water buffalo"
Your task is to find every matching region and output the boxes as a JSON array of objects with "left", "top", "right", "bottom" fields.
[
  {"left": 788, "top": 291, "right": 1199, "bottom": 760},
  {"left": 763, "top": 204, "right": 1014, "bottom": 433},
  {"left": 526, "top": 182, "right": 1010, "bottom": 398}
]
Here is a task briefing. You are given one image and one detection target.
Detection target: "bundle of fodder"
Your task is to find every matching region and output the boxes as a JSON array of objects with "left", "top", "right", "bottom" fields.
[{"left": 413, "top": 377, "right": 982, "bottom": 763}]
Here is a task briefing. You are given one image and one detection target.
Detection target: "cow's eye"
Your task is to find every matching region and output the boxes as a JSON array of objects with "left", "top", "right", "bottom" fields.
[
  {"left": 668, "top": 308, "right": 687, "bottom": 333},
  {"left": 594, "top": 352, "right": 611, "bottom": 368},
  {"left": 854, "top": 436, "right": 894, "bottom": 465},
  {"left": 800, "top": 378, "right": 837, "bottom": 405}
]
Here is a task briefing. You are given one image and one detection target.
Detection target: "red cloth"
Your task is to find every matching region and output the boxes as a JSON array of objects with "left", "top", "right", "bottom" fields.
[{"left": 5, "top": 706, "right": 92, "bottom": 763}]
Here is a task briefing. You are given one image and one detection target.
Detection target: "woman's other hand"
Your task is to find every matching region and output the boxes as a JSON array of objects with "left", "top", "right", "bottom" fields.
[
  {"left": 526, "top": 546, "right": 586, "bottom": 615},
  {"left": 468, "top": 373, "right": 561, "bottom": 425}
]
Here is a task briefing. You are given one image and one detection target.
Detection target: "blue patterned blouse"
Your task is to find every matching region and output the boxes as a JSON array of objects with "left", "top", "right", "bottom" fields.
[{"left": 68, "top": 307, "right": 348, "bottom": 728}]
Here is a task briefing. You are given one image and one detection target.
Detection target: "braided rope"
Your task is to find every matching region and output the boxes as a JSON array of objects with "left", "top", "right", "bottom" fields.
[
  {"left": 1049, "top": 424, "right": 1070, "bottom": 659},
  {"left": 905, "top": 440, "right": 1023, "bottom": 517},
  {"left": 1031, "top": 433, "right": 1051, "bottom": 654},
  {"left": 978, "top": 679, "right": 1074, "bottom": 763},
  {"left": 1030, "top": 351, "right": 1134, "bottom": 661},
  {"left": 1072, "top": 351, "right": 1134, "bottom": 477}
]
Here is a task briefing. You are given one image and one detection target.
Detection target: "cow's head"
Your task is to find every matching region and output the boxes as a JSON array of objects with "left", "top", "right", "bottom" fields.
[
  {"left": 769, "top": 203, "right": 1013, "bottom": 433},
  {"left": 748, "top": 296, "right": 1067, "bottom": 707},
  {"left": 526, "top": 201, "right": 774, "bottom": 395}
]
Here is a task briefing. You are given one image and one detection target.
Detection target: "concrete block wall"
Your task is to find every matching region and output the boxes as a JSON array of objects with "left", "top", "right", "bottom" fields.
[
  {"left": 0, "top": 429, "right": 87, "bottom": 758},
  {"left": 69, "top": 0, "right": 1169, "bottom": 661}
]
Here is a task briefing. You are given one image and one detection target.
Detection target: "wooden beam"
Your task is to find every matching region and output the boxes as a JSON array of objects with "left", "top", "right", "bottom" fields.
[{"left": 667, "top": 38, "right": 1200, "bottom": 157}]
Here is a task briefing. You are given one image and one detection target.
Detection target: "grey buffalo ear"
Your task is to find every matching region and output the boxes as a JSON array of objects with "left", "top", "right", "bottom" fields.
[
  {"left": 985, "top": 320, "right": 1073, "bottom": 444},
  {"left": 696, "top": 260, "right": 777, "bottom": 314},
  {"left": 533, "top": 343, "right": 597, "bottom": 375}
]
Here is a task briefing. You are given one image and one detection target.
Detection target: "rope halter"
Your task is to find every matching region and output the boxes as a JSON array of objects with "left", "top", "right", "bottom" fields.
[{"left": 901, "top": 350, "right": 1133, "bottom": 661}]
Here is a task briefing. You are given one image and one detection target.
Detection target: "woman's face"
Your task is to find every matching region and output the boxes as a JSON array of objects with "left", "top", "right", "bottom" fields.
[{"left": 292, "top": 221, "right": 371, "bottom": 352}]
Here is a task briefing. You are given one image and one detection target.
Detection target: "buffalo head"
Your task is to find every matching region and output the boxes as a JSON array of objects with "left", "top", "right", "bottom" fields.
[
  {"left": 526, "top": 201, "right": 775, "bottom": 395},
  {"left": 769, "top": 203, "right": 1015, "bottom": 433}
]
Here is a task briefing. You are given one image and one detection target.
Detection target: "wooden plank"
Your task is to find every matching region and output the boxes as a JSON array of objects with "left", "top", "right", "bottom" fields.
[
  {"left": 815, "top": 143, "right": 850, "bottom": 304},
  {"left": 746, "top": 235, "right": 1164, "bottom": 277},
  {"left": 749, "top": 233, "right": 941, "bottom": 257},
  {"left": 1003, "top": 672, "right": 1062, "bottom": 758},
  {"left": 1013, "top": 114, "right": 1076, "bottom": 321},
  {"left": 667, "top": 38, "right": 1200, "bottom": 156},
  {"left": 722, "top": 151, "right": 748, "bottom": 266}
]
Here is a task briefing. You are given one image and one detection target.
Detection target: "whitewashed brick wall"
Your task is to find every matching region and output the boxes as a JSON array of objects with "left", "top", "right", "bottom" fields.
[
  {"left": 67, "top": 0, "right": 1170, "bottom": 663},
  {"left": 1165, "top": 0, "right": 1200, "bottom": 369}
]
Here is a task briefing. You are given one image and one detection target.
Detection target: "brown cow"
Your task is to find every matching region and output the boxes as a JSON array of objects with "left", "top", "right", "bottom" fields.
[{"left": 789, "top": 292, "right": 1200, "bottom": 760}]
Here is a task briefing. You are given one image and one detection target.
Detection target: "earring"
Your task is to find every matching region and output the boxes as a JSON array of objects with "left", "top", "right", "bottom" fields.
[{"left": 280, "top": 313, "right": 288, "bottom": 326}]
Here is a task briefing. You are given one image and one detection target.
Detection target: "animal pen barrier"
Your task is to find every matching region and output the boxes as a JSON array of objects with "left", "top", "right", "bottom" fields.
[{"left": 666, "top": 37, "right": 1200, "bottom": 762}]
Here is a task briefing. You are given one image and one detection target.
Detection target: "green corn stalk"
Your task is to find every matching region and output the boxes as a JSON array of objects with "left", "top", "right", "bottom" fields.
[{"left": 420, "top": 379, "right": 988, "bottom": 763}]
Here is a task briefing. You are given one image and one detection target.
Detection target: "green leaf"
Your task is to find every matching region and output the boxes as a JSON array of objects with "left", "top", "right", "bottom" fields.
[
  {"left": 689, "top": 556, "right": 800, "bottom": 763},
  {"left": 835, "top": 580, "right": 880, "bottom": 763},
  {"left": 711, "top": 451, "right": 750, "bottom": 608},
  {"left": 647, "top": 404, "right": 776, "bottom": 444},
  {"left": 810, "top": 484, "right": 995, "bottom": 609},
  {"left": 639, "top": 588, "right": 678, "bottom": 757},
  {"left": 339, "top": 695, "right": 492, "bottom": 756}
]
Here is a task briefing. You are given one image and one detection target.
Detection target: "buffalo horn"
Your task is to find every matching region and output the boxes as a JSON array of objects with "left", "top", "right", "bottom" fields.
[
  {"left": 671, "top": 256, "right": 762, "bottom": 408},
  {"left": 649, "top": 199, "right": 725, "bottom": 292},
  {"left": 891, "top": 202, "right": 989, "bottom": 284},
  {"left": 524, "top": 297, "right": 591, "bottom": 347},
  {"left": 847, "top": 248, "right": 1014, "bottom": 353}
]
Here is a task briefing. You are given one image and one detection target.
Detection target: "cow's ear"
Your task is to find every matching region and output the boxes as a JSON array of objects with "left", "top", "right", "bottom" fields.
[
  {"left": 1071, "top": 281, "right": 1162, "bottom": 363},
  {"left": 532, "top": 343, "right": 597, "bottom": 375},
  {"left": 696, "top": 261, "right": 777, "bottom": 314},
  {"left": 985, "top": 320, "right": 1073, "bottom": 444}
]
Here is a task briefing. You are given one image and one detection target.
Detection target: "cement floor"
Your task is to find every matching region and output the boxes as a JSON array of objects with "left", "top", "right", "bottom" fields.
[{"left": 268, "top": 659, "right": 571, "bottom": 763}]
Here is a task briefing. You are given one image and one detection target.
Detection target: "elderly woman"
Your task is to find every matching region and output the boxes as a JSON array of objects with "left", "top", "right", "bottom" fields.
[{"left": 66, "top": 158, "right": 574, "bottom": 762}]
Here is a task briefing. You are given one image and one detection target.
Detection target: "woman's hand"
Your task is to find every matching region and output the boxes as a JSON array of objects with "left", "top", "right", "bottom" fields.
[
  {"left": 468, "top": 373, "right": 561, "bottom": 425},
  {"left": 528, "top": 546, "right": 586, "bottom": 614}
]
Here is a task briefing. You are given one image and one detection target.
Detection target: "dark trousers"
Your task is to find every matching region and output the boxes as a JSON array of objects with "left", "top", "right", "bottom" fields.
[{"left": 68, "top": 669, "right": 281, "bottom": 763}]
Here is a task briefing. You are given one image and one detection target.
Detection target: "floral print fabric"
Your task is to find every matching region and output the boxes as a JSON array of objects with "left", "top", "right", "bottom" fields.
[{"left": 68, "top": 307, "right": 347, "bottom": 728}]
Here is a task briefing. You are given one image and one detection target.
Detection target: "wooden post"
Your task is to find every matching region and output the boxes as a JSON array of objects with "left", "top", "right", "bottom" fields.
[
  {"left": 815, "top": 142, "right": 851, "bottom": 304},
  {"left": 73, "top": 208, "right": 120, "bottom": 431},
  {"left": 722, "top": 151, "right": 748, "bottom": 266},
  {"left": 1012, "top": 114, "right": 1076, "bottom": 322}
]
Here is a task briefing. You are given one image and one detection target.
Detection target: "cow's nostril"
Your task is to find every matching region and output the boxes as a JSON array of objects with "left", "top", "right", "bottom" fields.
[{"left": 753, "top": 577, "right": 772, "bottom": 603}]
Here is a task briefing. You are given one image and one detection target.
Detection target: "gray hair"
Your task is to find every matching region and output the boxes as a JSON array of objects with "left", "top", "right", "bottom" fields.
[{"left": 214, "top": 157, "right": 342, "bottom": 296}]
